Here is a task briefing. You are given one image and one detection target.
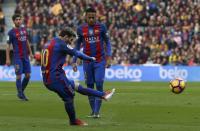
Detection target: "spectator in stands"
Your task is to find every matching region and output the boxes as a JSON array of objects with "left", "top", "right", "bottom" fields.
[
  {"left": 0, "top": 7, "right": 5, "bottom": 42},
  {"left": 8, "top": 0, "right": 199, "bottom": 66}
]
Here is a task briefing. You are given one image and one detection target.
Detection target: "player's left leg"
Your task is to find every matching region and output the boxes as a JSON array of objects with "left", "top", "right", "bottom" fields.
[
  {"left": 22, "top": 73, "right": 30, "bottom": 92},
  {"left": 94, "top": 60, "right": 106, "bottom": 118},
  {"left": 21, "top": 73, "right": 30, "bottom": 100},
  {"left": 45, "top": 81, "right": 86, "bottom": 126},
  {"left": 21, "top": 58, "right": 31, "bottom": 100},
  {"left": 59, "top": 79, "right": 89, "bottom": 126}
]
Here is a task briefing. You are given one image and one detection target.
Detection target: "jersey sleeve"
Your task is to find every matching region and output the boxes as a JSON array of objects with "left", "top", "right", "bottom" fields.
[
  {"left": 72, "top": 26, "right": 82, "bottom": 63},
  {"left": 61, "top": 43, "right": 93, "bottom": 61},
  {"left": 102, "top": 24, "right": 112, "bottom": 56},
  {"left": 61, "top": 43, "right": 76, "bottom": 55}
]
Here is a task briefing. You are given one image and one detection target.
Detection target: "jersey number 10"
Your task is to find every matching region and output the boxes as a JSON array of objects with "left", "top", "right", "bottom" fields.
[{"left": 41, "top": 49, "right": 49, "bottom": 67}]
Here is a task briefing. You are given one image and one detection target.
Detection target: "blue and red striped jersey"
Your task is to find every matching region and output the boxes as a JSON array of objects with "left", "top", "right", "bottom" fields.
[
  {"left": 7, "top": 27, "right": 29, "bottom": 59},
  {"left": 72, "top": 22, "right": 112, "bottom": 63},
  {"left": 41, "top": 37, "right": 94, "bottom": 84}
]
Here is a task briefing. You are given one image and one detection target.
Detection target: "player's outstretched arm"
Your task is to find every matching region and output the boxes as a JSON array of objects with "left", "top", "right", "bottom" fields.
[
  {"left": 75, "top": 50, "right": 96, "bottom": 61},
  {"left": 64, "top": 44, "right": 95, "bottom": 62},
  {"left": 72, "top": 52, "right": 96, "bottom": 72}
]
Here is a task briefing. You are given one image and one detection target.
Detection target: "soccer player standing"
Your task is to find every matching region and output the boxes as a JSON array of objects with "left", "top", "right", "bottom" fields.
[
  {"left": 41, "top": 28, "right": 115, "bottom": 126},
  {"left": 72, "top": 7, "right": 112, "bottom": 118},
  {"left": 6, "top": 14, "right": 33, "bottom": 101}
]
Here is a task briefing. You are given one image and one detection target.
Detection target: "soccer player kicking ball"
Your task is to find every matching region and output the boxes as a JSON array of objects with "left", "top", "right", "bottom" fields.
[
  {"left": 41, "top": 28, "right": 115, "bottom": 126},
  {"left": 6, "top": 14, "right": 33, "bottom": 101}
]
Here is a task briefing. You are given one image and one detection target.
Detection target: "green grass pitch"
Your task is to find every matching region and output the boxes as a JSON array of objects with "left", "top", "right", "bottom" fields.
[{"left": 0, "top": 82, "right": 200, "bottom": 131}]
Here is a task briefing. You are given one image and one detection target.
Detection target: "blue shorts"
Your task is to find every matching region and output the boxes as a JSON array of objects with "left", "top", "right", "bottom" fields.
[
  {"left": 83, "top": 60, "right": 106, "bottom": 84},
  {"left": 44, "top": 77, "right": 75, "bottom": 102},
  {"left": 14, "top": 58, "right": 31, "bottom": 75}
]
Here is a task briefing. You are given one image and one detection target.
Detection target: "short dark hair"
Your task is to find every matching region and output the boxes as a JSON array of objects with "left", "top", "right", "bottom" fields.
[
  {"left": 59, "top": 28, "right": 76, "bottom": 37},
  {"left": 12, "top": 14, "right": 22, "bottom": 21},
  {"left": 85, "top": 7, "right": 96, "bottom": 13}
]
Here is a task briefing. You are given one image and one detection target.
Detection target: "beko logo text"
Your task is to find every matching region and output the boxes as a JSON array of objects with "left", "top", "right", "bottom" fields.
[
  {"left": 0, "top": 67, "right": 16, "bottom": 79},
  {"left": 159, "top": 67, "right": 188, "bottom": 79},
  {"left": 106, "top": 67, "right": 142, "bottom": 79}
]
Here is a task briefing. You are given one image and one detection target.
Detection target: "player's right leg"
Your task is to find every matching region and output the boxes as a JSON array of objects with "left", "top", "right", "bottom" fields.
[
  {"left": 83, "top": 62, "right": 95, "bottom": 117},
  {"left": 20, "top": 58, "right": 31, "bottom": 100},
  {"left": 71, "top": 80, "right": 115, "bottom": 101},
  {"left": 70, "top": 80, "right": 115, "bottom": 119}
]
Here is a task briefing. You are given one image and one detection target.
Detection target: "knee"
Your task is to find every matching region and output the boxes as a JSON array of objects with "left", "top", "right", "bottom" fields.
[
  {"left": 63, "top": 97, "right": 74, "bottom": 103},
  {"left": 25, "top": 74, "right": 31, "bottom": 79},
  {"left": 16, "top": 75, "right": 21, "bottom": 80},
  {"left": 74, "top": 81, "right": 80, "bottom": 91}
]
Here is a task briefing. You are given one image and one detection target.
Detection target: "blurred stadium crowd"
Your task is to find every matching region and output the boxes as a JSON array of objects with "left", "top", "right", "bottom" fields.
[
  {"left": 0, "top": 0, "right": 5, "bottom": 43},
  {"left": 1, "top": 0, "right": 200, "bottom": 65}
]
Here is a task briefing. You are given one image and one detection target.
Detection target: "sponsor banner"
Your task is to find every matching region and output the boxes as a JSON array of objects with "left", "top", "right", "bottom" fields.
[{"left": 0, "top": 65, "right": 200, "bottom": 81}]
